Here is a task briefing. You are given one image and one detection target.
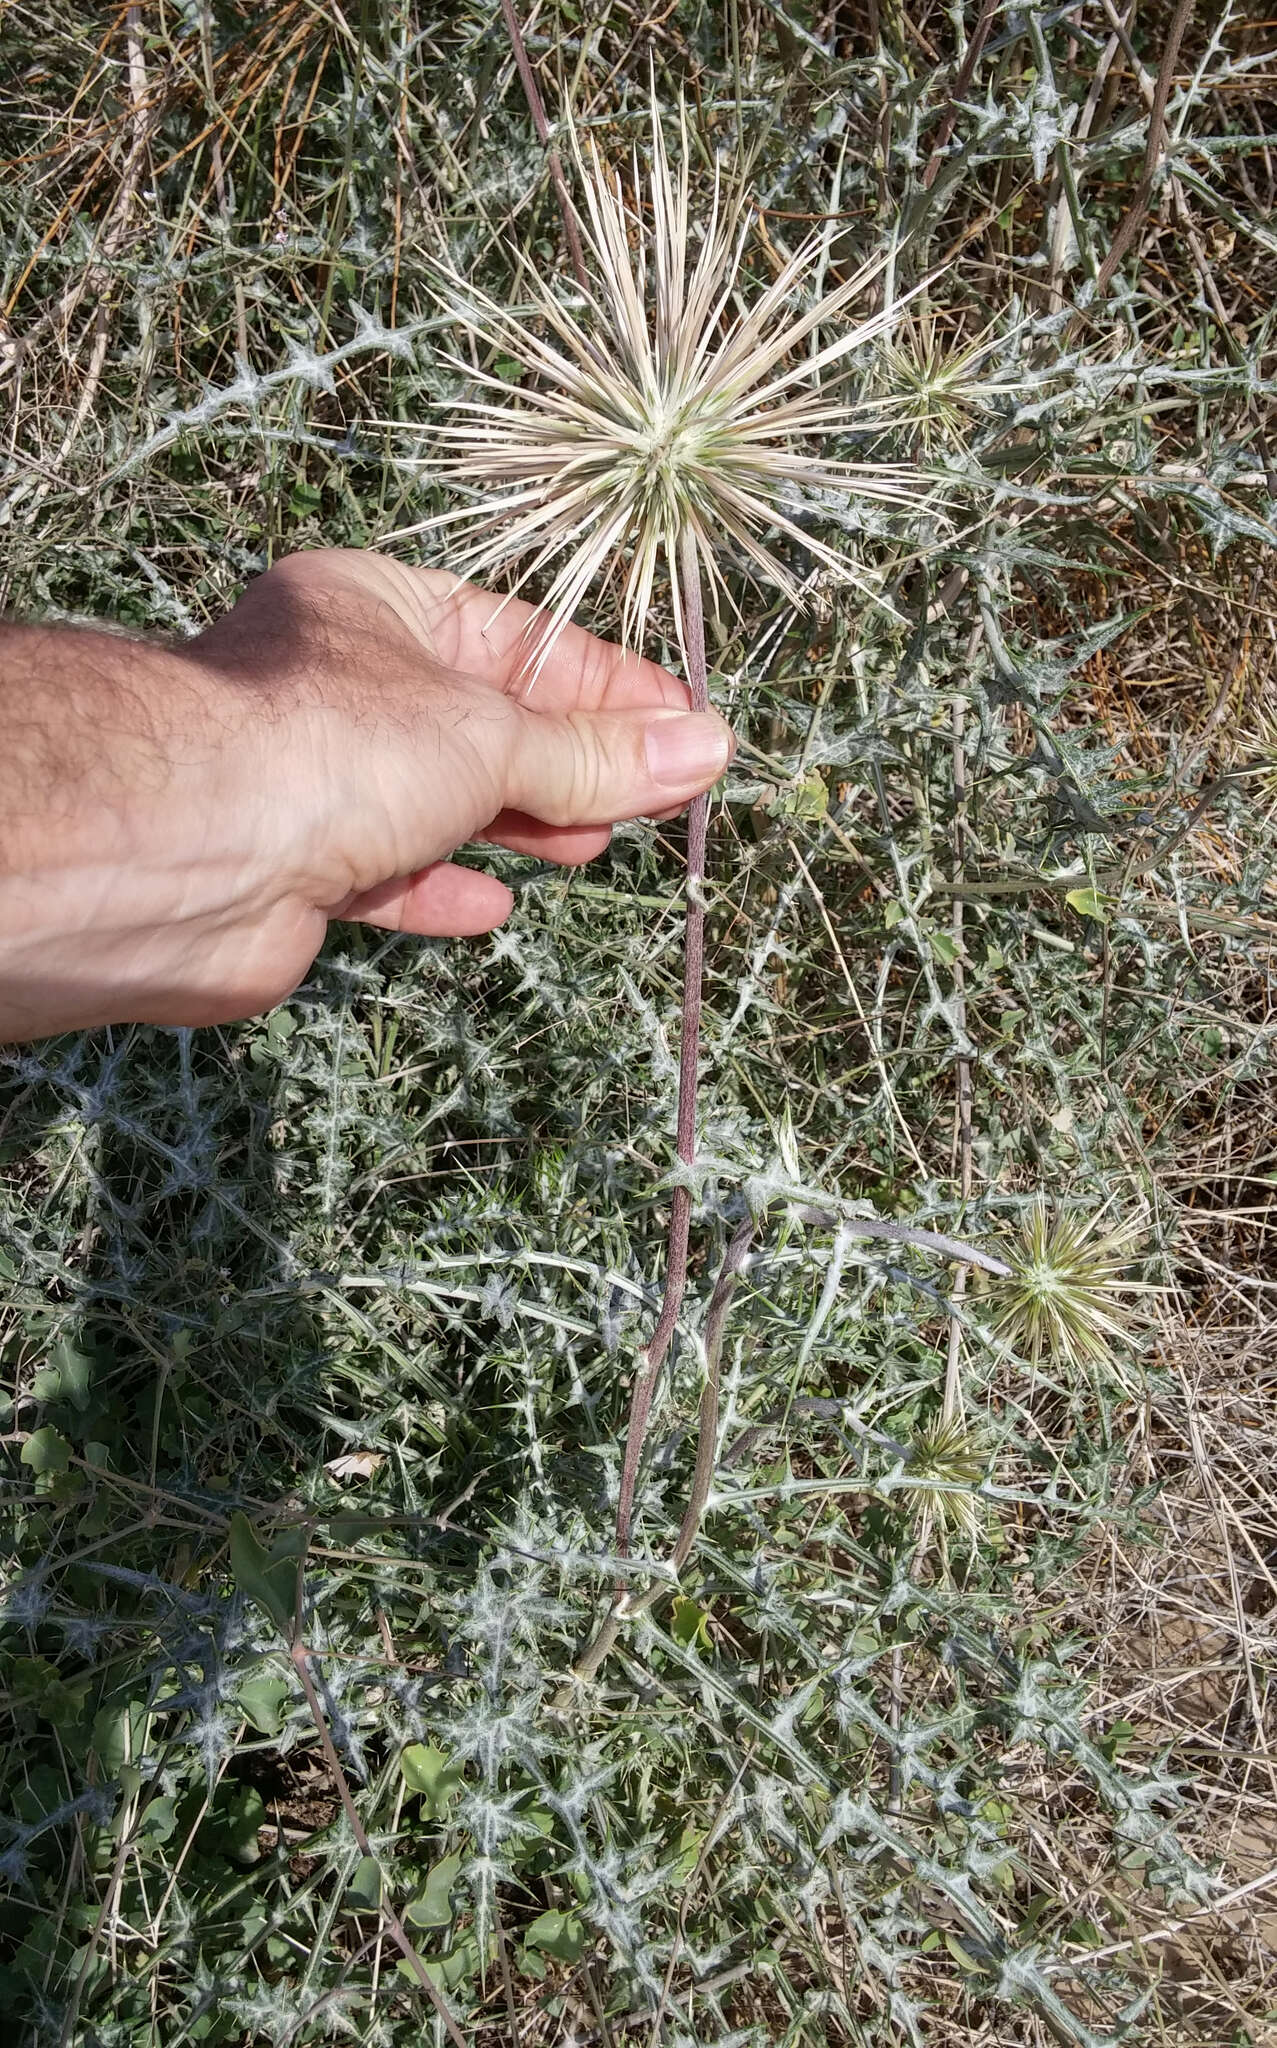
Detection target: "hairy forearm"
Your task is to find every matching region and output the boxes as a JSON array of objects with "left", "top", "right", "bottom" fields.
[
  {"left": 3, "top": 623, "right": 193, "bottom": 842},
  {"left": 0, "top": 623, "right": 281, "bottom": 1040}
]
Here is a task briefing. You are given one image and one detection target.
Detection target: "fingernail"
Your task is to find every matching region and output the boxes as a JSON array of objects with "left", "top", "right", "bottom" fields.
[{"left": 644, "top": 712, "right": 733, "bottom": 788}]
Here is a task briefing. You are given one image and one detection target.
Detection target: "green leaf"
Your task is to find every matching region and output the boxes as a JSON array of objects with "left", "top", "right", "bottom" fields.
[
  {"left": 767, "top": 770, "right": 828, "bottom": 820},
  {"left": 12, "top": 1657, "right": 89, "bottom": 1729},
  {"left": 228, "top": 1513, "right": 307, "bottom": 1637},
  {"left": 15, "top": 1765, "right": 66, "bottom": 1826},
  {"left": 21, "top": 1426, "right": 71, "bottom": 1475},
  {"left": 670, "top": 1596, "right": 712, "bottom": 1651},
  {"left": 400, "top": 1743, "right": 463, "bottom": 1817},
  {"left": 515, "top": 1805, "right": 555, "bottom": 1842},
  {"left": 671, "top": 1823, "right": 703, "bottom": 1882},
  {"left": 31, "top": 1335, "right": 93, "bottom": 1412},
  {"left": 508, "top": 1803, "right": 556, "bottom": 1872},
  {"left": 92, "top": 1699, "right": 149, "bottom": 1777},
  {"left": 136, "top": 1795, "right": 178, "bottom": 1850},
  {"left": 1067, "top": 1916, "right": 1103, "bottom": 1947},
  {"left": 944, "top": 1931, "right": 984, "bottom": 1973},
  {"left": 342, "top": 1856, "right": 383, "bottom": 1913},
  {"left": 1098, "top": 1715, "right": 1136, "bottom": 1761},
  {"left": 1016, "top": 1891, "right": 1053, "bottom": 1936},
  {"left": 212, "top": 1785, "right": 266, "bottom": 1864},
  {"left": 883, "top": 899, "right": 905, "bottom": 928},
  {"left": 399, "top": 1930, "right": 487, "bottom": 1991},
  {"left": 236, "top": 1666, "right": 293, "bottom": 1737},
  {"left": 1065, "top": 886, "right": 1109, "bottom": 922},
  {"left": 288, "top": 478, "right": 323, "bottom": 517},
  {"left": 928, "top": 929, "right": 960, "bottom": 966},
  {"left": 521, "top": 1908, "right": 586, "bottom": 1963},
  {"left": 405, "top": 1852, "right": 462, "bottom": 1930}
]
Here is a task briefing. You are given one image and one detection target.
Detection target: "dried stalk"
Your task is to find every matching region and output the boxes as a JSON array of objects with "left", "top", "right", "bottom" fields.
[
  {"left": 943, "top": 684, "right": 974, "bottom": 1426},
  {"left": 664, "top": 1212, "right": 755, "bottom": 1575},
  {"left": 490, "top": 2, "right": 718, "bottom": 1583},
  {"left": 1088, "top": 0, "right": 1194, "bottom": 301},
  {"left": 559, "top": 1213, "right": 755, "bottom": 1700},
  {"left": 615, "top": 525, "right": 710, "bottom": 1558},
  {"left": 496, "top": 0, "right": 589, "bottom": 292},
  {"left": 920, "top": 0, "right": 998, "bottom": 191}
]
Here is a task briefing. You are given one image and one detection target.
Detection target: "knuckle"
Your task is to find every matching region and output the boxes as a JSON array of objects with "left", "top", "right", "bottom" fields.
[
  {"left": 265, "top": 547, "right": 350, "bottom": 589},
  {"left": 562, "top": 713, "right": 615, "bottom": 821},
  {"left": 567, "top": 717, "right": 600, "bottom": 815}
]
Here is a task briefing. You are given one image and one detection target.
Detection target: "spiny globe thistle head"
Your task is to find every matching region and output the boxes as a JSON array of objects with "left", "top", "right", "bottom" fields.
[
  {"left": 393, "top": 101, "right": 945, "bottom": 674},
  {"left": 990, "top": 1203, "right": 1144, "bottom": 1377},
  {"left": 875, "top": 308, "right": 1019, "bottom": 457},
  {"left": 902, "top": 1414, "right": 989, "bottom": 1546}
]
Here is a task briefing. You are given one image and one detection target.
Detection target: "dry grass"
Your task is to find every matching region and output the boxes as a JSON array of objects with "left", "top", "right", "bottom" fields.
[{"left": 1, "top": 3, "right": 1276, "bottom": 2044}]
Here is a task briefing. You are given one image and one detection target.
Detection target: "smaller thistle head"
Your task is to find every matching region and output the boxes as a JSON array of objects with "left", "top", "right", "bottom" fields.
[
  {"left": 900, "top": 1414, "right": 989, "bottom": 1549},
  {"left": 874, "top": 310, "right": 1016, "bottom": 457},
  {"left": 392, "top": 98, "right": 945, "bottom": 675},
  {"left": 989, "top": 1203, "right": 1144, "bottom": 1378}
]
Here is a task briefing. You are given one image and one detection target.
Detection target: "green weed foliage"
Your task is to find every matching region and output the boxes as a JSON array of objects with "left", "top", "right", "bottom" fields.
[{"left": 2, "top": 3, "right": 1275, "bottom": 2043}]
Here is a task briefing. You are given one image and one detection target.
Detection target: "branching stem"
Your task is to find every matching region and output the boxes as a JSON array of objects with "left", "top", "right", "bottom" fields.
[{"left": 559, "top": 1214, "right": 754, "bottom": 1702}]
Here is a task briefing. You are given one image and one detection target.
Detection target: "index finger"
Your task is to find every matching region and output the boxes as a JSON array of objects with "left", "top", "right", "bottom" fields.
[{"left": 404, "top": 566, "right": 691, "bottom": 714}]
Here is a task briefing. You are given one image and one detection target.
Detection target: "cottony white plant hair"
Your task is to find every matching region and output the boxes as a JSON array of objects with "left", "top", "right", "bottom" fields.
[{"left": 392, "top": 98, "right": 943, "bottom": 673}]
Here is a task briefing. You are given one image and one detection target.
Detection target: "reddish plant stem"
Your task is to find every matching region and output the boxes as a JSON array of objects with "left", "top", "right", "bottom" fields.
[
  {"left": 1090, "top": 0, "right": 1193, "bottom": 299},
  {"left": 920, "top": 0, "right": 997, "bottom": 190},
  {"left": 560, "top": 1212, "right": 754, "bottom": 1698},
  {"left": 491, "top": 7, "right": 713, "bottom": 1567},
  {"left": 497, "top": 0, "right": 589, "bottom": 292},
  {"left": 616, "top": 528, "right": 710, "bottom": 1557}
]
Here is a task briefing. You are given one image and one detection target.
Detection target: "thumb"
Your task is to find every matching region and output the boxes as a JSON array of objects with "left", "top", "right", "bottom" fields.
[{"left": 501, "top": 702, "right": 734, "bottom": 828}]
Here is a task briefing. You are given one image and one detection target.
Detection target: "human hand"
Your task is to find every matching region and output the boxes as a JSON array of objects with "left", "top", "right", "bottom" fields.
[{"left": 0, "top": 549, "right": 734, "bottom": 1039}]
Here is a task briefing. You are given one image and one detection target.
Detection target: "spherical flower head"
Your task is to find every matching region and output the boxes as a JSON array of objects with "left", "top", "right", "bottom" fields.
[
  {"left": 392, "top": 98, "right": 944, "bottom": 677},
  {"left": 991, "top": 1202, "right": 1145, "bottom": 1380}
]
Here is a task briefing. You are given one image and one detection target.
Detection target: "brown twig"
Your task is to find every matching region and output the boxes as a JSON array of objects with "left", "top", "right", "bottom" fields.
[
  {"left": 559, "top": 1212, "right": 753, "bottom": 1699},
  {"left": 921, "top": 0, "right": 998, "bottom": 191},
  {"left": 559, "top": 1199, "right": 1008, "bottom": 1701},
  {"left": 497, "top": 0, "right": 589, "bottom": 292},
  {"left": 1091, "top": 0, "right": 1194, "bottom": 299},
  {"left": 493, "top": 0, "right": 711, "bottom": 1572},
  {"left": 666, "top": 1215, "right": 756, "bottom": 1574}
]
